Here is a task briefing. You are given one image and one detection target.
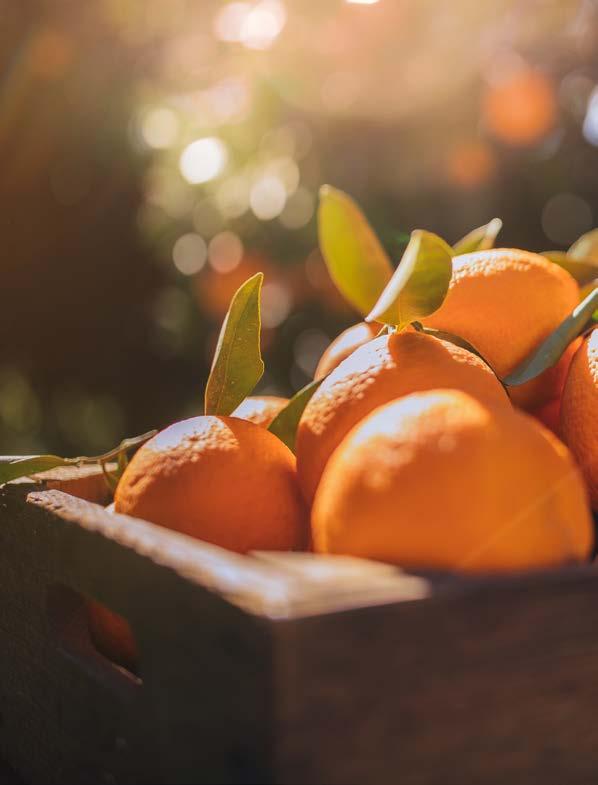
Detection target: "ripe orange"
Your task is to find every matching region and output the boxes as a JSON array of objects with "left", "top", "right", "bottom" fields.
[
  {"left": 296, "top": 330, "right": 509, "bottom": 504},
  {"left": 424, "top": 249, "right": 579, "bottom": 409},
  {"left": 87, "top": 599, "right": 139, "bottom": 672},
  {"left": 115, "top": 416, "right": 308, "bottom": 552},
  {"left": 312, "top": 389, "right": 593, "bottom": 572},
  {"left": 531, "top": 396, "right": 562, "bottom": 438},
  {"left": 529, "top": 337, "right": 582, "bottom": 436},
  {"left": 561, "top": 328, "right": 598, "bottom": 509},
  {"left": 314, "top": 322, "right": 379, "bottom": 379},
  {"left": 233, "top": 395, "right": 288, "bottom": 427}
]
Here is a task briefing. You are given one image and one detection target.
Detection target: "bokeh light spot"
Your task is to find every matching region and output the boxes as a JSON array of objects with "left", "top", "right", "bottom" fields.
[
  {"left": 541, "top": 193, "right": 593, "bottom": 245},
  {"left": 213, "top": 2, "right": 252, "bottom": 42},
  {"left": 250, "top": 175, "right": 286, "bottom": 219},
  {"left": 172, "top": 233, "right": 207, "bottom": 275},
  {"left": 216, "top": 176, "right": 250, "bottom": 218},
  {"left": 447, "top": 142, "right": 496, "bottom": 189},
  {"left": 265, "top": 156, "right": 300, "bottom": 195},
  {"left": 483, "top": 67, "right": 556, "bottom": 146},
  {"left": 209, "top": 231, "right": 244, "bottom": 273},
  {"left": 141, "top": 107, "right": 179, "bottom": 149},
  {"left": 241, "top": 1, "right": 287, "bottom": 50},
  {"left": 582, "top": 86, "right": 598, "bottom": 146},
  {"left": 261, "top": 281, "right": 292, "bottom": 328},
  {"left": 206, "top": 77, "right": 251, "bottom": 123},
  {"left": 279, "top": 187, "right": 315, "bottom": 228},
  {"left": 28, "top": 28, "right": 73, "bottom": 79},
  {"left": 179, "top": 137, "right": 228, "bottom": 184}
]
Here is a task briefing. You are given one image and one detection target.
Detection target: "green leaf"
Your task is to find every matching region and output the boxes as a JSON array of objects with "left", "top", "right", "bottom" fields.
[
  {"left": 0, "top": 430, "right": 157, "bottom": 487},
  {"left": 580, "top": 279, "right": 598, "bottom": 321},
  {"left": 318, "top": 185, "right": 393, "bottom": 316},
  {"left": 542, "top": 251, "right": 598, "bottom": 287},
  {"left": 569, "top": 229, "right": 598, "bottom": 263},
  {"left": 503, "top": 286, "right": 598, "bottom": 387},
  {"left": 0, "top": 455, "right": 69, "bottom": 485},
  {"left": 366, "top": 230, "right": 453, "bottom": 328},
  {"left": 453, "top": 218, "right": 502, "bottom": 255},
  {"left": 204, "top": 273, "right": 265, "bottom": 416},
  {"left": 268, "top": 379, "right": 323, "bottom": 452},
  {"left": 0, "top": 429, "right": 158, "bottom": 487}
]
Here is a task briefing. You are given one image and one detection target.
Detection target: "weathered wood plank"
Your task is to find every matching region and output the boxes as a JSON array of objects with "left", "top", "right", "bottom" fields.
[
  {"left": 272, "top": 568, "right": 598, "bottom": 784},
  {"left": 0, "top": 485, "right": 276, "bottom": 784},
  {"left": 1, "top": 473, "right": 598, "bottom": 784}
]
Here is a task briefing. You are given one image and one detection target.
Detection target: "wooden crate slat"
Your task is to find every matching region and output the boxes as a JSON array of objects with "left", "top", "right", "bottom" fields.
[
  {"left": 1, "top": 468, "right": 598, "bottom": 784},
  {"left": 0, "top": 484, "right": 276, "bottom": 784}
]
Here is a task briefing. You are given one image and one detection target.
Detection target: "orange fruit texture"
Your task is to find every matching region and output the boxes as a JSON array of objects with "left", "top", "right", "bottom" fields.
[
  {"left": 296, "top": 330, "right": 509, "bottom": 504},
  {"left": 314, "top": 322, "right": 379, "bottom": 380},
  {"left": 312, "top": 389, "right": 593, "bottom": 572},
  {"left": 424, "top": 249, "right": 579, "bottom": 410},
  {"left": 529, "top": 337, "right": 582, "bottom": 437},
  {"left": 561, "top": 328, "right": 598, "bottom": 509},
  {"left": 232, "top": 395, "right": 288, "bottom": 427},
  {"left": 531, "top": 396, "right": 562, "bottom": 438},
  {"left": 115, "top": 416, "right": 308, "bottom": 553}
]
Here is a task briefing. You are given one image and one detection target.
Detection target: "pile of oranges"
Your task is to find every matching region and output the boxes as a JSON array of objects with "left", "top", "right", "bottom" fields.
[
  {"left": 89, "top": 192, "right": 598, "bottom": 662},
  {"left": 90, "top": 197, "right": 598, "bottom": 668},
  {"left": 116, "top": 246, "right": 596, "bottom": 571}
]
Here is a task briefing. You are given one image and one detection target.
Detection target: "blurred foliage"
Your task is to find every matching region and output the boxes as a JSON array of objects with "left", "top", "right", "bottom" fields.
[{"left": 1, "top": 0, "right": 598, "bottom": 453}]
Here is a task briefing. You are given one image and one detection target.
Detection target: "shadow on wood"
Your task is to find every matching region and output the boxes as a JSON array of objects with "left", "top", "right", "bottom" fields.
[{"left": 0, "top": 467, "right": 597, "bottom": 784}]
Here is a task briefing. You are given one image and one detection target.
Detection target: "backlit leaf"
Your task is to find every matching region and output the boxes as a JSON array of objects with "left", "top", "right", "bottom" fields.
[
  {"left": 366, "top": 230, "right": 453, "bottom": 328},
  {"left": 542, "top": 250, "right": 598, "bottom": 287},
  {"left": 204, "top": 273, "right": 264, "bottom": 416},
  {"left": 318, "top": 185, "right": 393, "bottom": 316},
  {"left": 268, "top": 379, "right": 323, "bottom": 452},
  {"left": 0, "top": 430, "right": 157, "bottom": 486},
  {"left": 503, "top": 286, "right": 598, "bottom": 387},
  {"left": 0, "top": 455, "right": 69, "bottom": 485},
  {"left": 580, "top": 279, "right": 598, "bottom": 321},
  {"left": 453, "top": 218, "right": 502, "bottom": 255}
]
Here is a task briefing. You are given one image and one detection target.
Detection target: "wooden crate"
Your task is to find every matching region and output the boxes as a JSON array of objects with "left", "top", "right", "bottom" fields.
[{"left": 1, "top": 466, "right": 598, "bottom": 785}]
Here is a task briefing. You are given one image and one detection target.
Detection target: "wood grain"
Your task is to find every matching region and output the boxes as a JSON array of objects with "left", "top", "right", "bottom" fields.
[{"left": 1, "top": 471, "right": 598, "bottom": 783}]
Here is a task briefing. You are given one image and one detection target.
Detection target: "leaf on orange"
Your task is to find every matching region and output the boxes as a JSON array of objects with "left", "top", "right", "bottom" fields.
[
  {"left": 318, "top": 185, "right": 393, "bottom": 317},
  {"left": 204, "top": 273, "right": 265, "bottom": 416},
  {"left": 366, "top": 230, "right": 453, "bottom": 329}
]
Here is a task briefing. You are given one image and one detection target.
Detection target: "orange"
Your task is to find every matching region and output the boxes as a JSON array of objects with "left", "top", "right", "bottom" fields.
[
  {"left": 296, "top": 330, "right": 509, "bottom": 504},
  {"left": 233, "top": 395, "right": 288, "bottom": 427},
  {"left": 314, "top": 322, "right": 379, "bottom": 379},
  {"left": 115, "top": 416, "right": 308, "bottom": 552},
  {"left": 518, "top": 336, "right": 582, "bottom": 412},
  {"left": 561, "top": 328, "right": 598, "bottom": 509},
  {"left": 312, "top": 389, "right": 593, "bottom": 572},
  {"left": 424, "top": 249, "right": 579, "bottom": 409},
  {"left": 87, "top": 599, "right": 139, "bottom": 673},
  {"left": 531, "top": 396, "right": 562, "bottom": 438},
  {"left": 529, "top": 337, "right": 582, "bottom": 437}
]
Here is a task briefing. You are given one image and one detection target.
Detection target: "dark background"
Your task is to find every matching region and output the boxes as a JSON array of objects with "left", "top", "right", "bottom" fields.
[{"left": 1, "top": 0, "right": 598, "bottom": 454}]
